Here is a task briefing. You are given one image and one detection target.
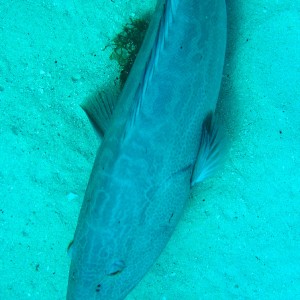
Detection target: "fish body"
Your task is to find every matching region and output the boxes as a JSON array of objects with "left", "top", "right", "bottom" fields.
[{"left": 67, "top": 0, "right": 227, "bottom": 299}]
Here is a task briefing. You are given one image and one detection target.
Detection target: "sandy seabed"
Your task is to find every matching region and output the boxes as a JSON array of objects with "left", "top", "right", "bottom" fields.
[{"left": 0, "top": 0, "right": 299, "bottom": 299}]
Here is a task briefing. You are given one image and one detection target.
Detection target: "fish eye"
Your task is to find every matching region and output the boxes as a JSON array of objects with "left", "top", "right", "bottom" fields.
[{"left": 106, "top": 259, "right": 126, "bottom": 276}]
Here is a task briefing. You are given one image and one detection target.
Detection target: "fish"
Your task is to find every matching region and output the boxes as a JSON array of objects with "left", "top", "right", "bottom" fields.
[{"left": 67, "top": 0, "right": 227, "bottom": 299}]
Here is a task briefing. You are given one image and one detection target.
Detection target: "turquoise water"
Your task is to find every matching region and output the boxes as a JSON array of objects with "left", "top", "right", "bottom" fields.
[{"left": 0, "top": 0, "right": 299, "bottom": 299}]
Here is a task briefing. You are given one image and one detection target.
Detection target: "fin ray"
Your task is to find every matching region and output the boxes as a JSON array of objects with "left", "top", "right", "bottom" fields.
[
  {"left": 81, "top": 87, "right": 119, "bottom": 138},
  {"left": 191, "top": 112, "right": 226, "bottom": 186}
]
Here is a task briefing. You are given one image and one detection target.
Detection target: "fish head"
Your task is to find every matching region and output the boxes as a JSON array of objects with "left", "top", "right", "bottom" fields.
[
  {"left": 66, "top": 217, "right": 144, "bottom": 299},
  {"left": 67, "top": 252, "right": 132, "bottom": 299}
]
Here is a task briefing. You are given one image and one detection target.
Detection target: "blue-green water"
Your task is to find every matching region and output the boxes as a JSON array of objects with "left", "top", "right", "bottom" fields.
[{"left": 0, "top": 0, "right": 299, "bottom": 299}]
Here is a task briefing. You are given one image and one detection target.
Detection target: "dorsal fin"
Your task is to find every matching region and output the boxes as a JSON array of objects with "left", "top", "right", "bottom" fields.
[
  {"left": 81, "top": 86, "right": 119, "bottom": 138},
  {"left": 123, "top": 0, "right": 179, "bottom": 140}
]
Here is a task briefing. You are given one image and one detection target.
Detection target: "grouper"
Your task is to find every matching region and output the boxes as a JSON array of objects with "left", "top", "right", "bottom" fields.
[{"left": 67, "top": 0, "right": 227, "bottom": 298}]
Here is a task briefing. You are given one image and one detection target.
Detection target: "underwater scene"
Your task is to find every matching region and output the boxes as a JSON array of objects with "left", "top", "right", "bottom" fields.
[{"left": 0, "top": 0, "right": 299, "bottom": 299}]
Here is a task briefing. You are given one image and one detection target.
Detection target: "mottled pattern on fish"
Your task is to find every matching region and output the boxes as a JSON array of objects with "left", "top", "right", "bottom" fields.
[{"left": 67, "top": 0, "right": 227, "bottom": 299}]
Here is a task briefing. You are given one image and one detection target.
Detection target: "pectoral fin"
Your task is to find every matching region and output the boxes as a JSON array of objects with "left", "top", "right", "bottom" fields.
[
  {"left": 67, "top": 240, "right": 74, "bottom": 258},
  {"left": 191, "top": 112, "right": 226, "bottom": 186},
  {"left": 81, "top": 86, "right": 119, "bottom": 138}
]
